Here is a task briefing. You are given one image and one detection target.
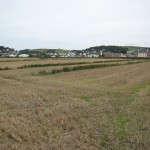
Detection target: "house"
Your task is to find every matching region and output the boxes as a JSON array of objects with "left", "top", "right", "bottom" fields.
[
  {"left": 148, "top": 50, "right": 150, "bottom": 58},
  {"left": 66, "top": 52, "right": 76, "bottom": 57},
  {"left": 126, "top": 50, "right": 137, "bottom": 57},
  {"left": 58, "top": 52, "right": 66, "bottom": 57},
  {"left": 83, "top": 51, "right": 102, "bottom": 58},
  {"left": 82, "top": 52, "right": 87, "bottom": 57},
  {"left": 87, "top": 52, "right": 99, "bottom": 58},
  {"left": 127, "top": 48, "right": 150, "bottom": 58},
  {"left": 18, "top": 54, "right": 29, "bottom": 57},
  {"left": 9, "top": 54, "right": 17, "bottom": 57},
  {"left": 120, "top": 53, "right": 126, "bottom": 57},
  {"left": 103, "top": 52, "right": 116, "bottom": 57},
  {"left": 50, "top": 53, "right": 58, "bottom": 57},
  {"left": 138, "top": 48, "right": 150, "bottom": 58},
  {"left": 75, "top": 52, "right": 83, "bottom": 57}
]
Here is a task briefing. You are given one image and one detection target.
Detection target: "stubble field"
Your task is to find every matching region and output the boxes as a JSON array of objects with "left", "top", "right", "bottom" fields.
[{"left": 0, "top": 58, "right": 150, "bottom": 150}]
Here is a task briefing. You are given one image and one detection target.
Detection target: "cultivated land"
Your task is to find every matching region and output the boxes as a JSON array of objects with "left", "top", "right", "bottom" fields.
[{"left": 0, "top": 58, "right": 150, "bottom": 150}]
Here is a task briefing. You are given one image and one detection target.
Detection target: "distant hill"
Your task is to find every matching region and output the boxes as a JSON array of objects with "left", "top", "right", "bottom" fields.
[
  {"left": 19, "top": 46, "right": 150, "bottom": 55},
  {"left": 85, "top": 45, "right": 150, "bottom": 53},
  {"left": 123, "top": 46, "right": 141, "bottom": 51},
  {"left": 19, "top": 48, "right": 70, "bottom": 54},
  {"left": 85, "top": 46, "right": 128, "bottom": 53},
  {"left": 33, "top": 49, "right": 69, "bottom": 53}
]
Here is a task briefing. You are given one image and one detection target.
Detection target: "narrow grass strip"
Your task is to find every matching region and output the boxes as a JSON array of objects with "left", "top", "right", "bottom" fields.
[
  {"left": 0, "top": 59, "right": 37, "bottom": 62},
  {"left": 18, "top": 59, "right": 133, "bottom": 69},
  {"left": 32, "top": 60, "right": 149, "bottom": 76}
]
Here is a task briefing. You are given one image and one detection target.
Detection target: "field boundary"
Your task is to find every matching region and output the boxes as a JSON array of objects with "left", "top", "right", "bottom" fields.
[
  {"left": 32, "top": 60, "right": 149, "bottom": 76},
  {"left": 18, "top": 59, "right": 134, "bottom": 69}
]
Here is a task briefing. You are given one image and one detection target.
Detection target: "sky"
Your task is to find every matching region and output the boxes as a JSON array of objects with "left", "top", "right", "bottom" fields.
[{"left": 0, "top": 0, "right": 150, "bottom": 50}]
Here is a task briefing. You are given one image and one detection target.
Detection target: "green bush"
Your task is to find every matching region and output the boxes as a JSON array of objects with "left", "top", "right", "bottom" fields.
[
  {"left": 62, "top": 67, "right": 72, "bottom": 72},
  {"left": 0, "top": 67, "right": 11, "bottom": 70},
  {"left": 51, "top": 69, "right": 62, "bottom": 74}
]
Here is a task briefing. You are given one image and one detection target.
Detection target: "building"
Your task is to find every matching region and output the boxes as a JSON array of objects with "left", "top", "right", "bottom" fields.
[
  {"left": 103, "top": 52, "right": 123, "bottom": 57},
  {"left": 138, "top": 48, "right": 150, "bottom": 58},
  {"left": 127, "top": 48, "right": 150, "bottom": 58},
  {"left": 18, "top": 54, "right": 29, "bottom": 57}
]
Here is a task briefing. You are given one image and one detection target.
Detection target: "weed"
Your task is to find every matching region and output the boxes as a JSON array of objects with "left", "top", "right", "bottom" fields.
[
  {"left": 81, "top": 96, "right": 91, "bottom": 101},
  {"left": 0, "top": 67, "right": 12, "bottom": 70}
]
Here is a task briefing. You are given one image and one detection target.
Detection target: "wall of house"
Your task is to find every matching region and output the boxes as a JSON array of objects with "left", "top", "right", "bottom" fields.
[{"left": 138, "top": 53, "right": 147, "bottom": 58}]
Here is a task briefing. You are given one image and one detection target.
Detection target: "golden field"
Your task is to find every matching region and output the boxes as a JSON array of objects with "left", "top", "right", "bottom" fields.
[{"left": 0, "top": 58, "right": 150, "bottom": 150}]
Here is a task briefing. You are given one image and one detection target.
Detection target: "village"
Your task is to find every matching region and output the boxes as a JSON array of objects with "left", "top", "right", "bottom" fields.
[{"left": 0, "top": 46, "right": 150, "bottom": 58}]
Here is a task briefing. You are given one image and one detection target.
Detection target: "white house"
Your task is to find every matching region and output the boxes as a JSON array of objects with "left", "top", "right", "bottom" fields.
[
  {"left": 19, "top": 54, "right": 29, "bottom": 57},
  {"left": 9, "top": 54, "right": 17, "bottom": 57}
]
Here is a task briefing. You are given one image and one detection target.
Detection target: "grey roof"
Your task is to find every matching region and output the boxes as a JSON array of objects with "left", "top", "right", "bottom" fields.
[
  {"left": 138, "top": 48, "right": 150, "bottom": 53},
  {"left": 127, "top": 48, "right": 150, "bottom": 54}
]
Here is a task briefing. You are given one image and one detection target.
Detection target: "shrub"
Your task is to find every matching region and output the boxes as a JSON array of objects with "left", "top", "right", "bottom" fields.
[
  {"left": 62, "top": 67, "right": 72, "bottom": 72},
  {"left": 0, "top": 67, "right": 11, "bottom": 71},
  {"left": 51, "top": 69, "right": 62, "bottom": 74}
]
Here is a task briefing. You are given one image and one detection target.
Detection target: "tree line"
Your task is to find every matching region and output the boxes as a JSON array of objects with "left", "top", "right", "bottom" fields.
[
  {"left": 0, "top": 46, "right": 15, "bottom": 52},
  {"left": 85, "top": 46, "right": 128, "bottom": 53}
]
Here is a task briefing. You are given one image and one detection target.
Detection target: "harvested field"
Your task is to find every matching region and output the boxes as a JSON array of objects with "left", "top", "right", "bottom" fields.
[{"left": 0, "top": 58, "right": 150, "bottom": 150}]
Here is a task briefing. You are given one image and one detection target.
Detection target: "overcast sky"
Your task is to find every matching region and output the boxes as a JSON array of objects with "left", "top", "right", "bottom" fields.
[{"left": 0, "top": 0, "right": 150, "bottom": 50}]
